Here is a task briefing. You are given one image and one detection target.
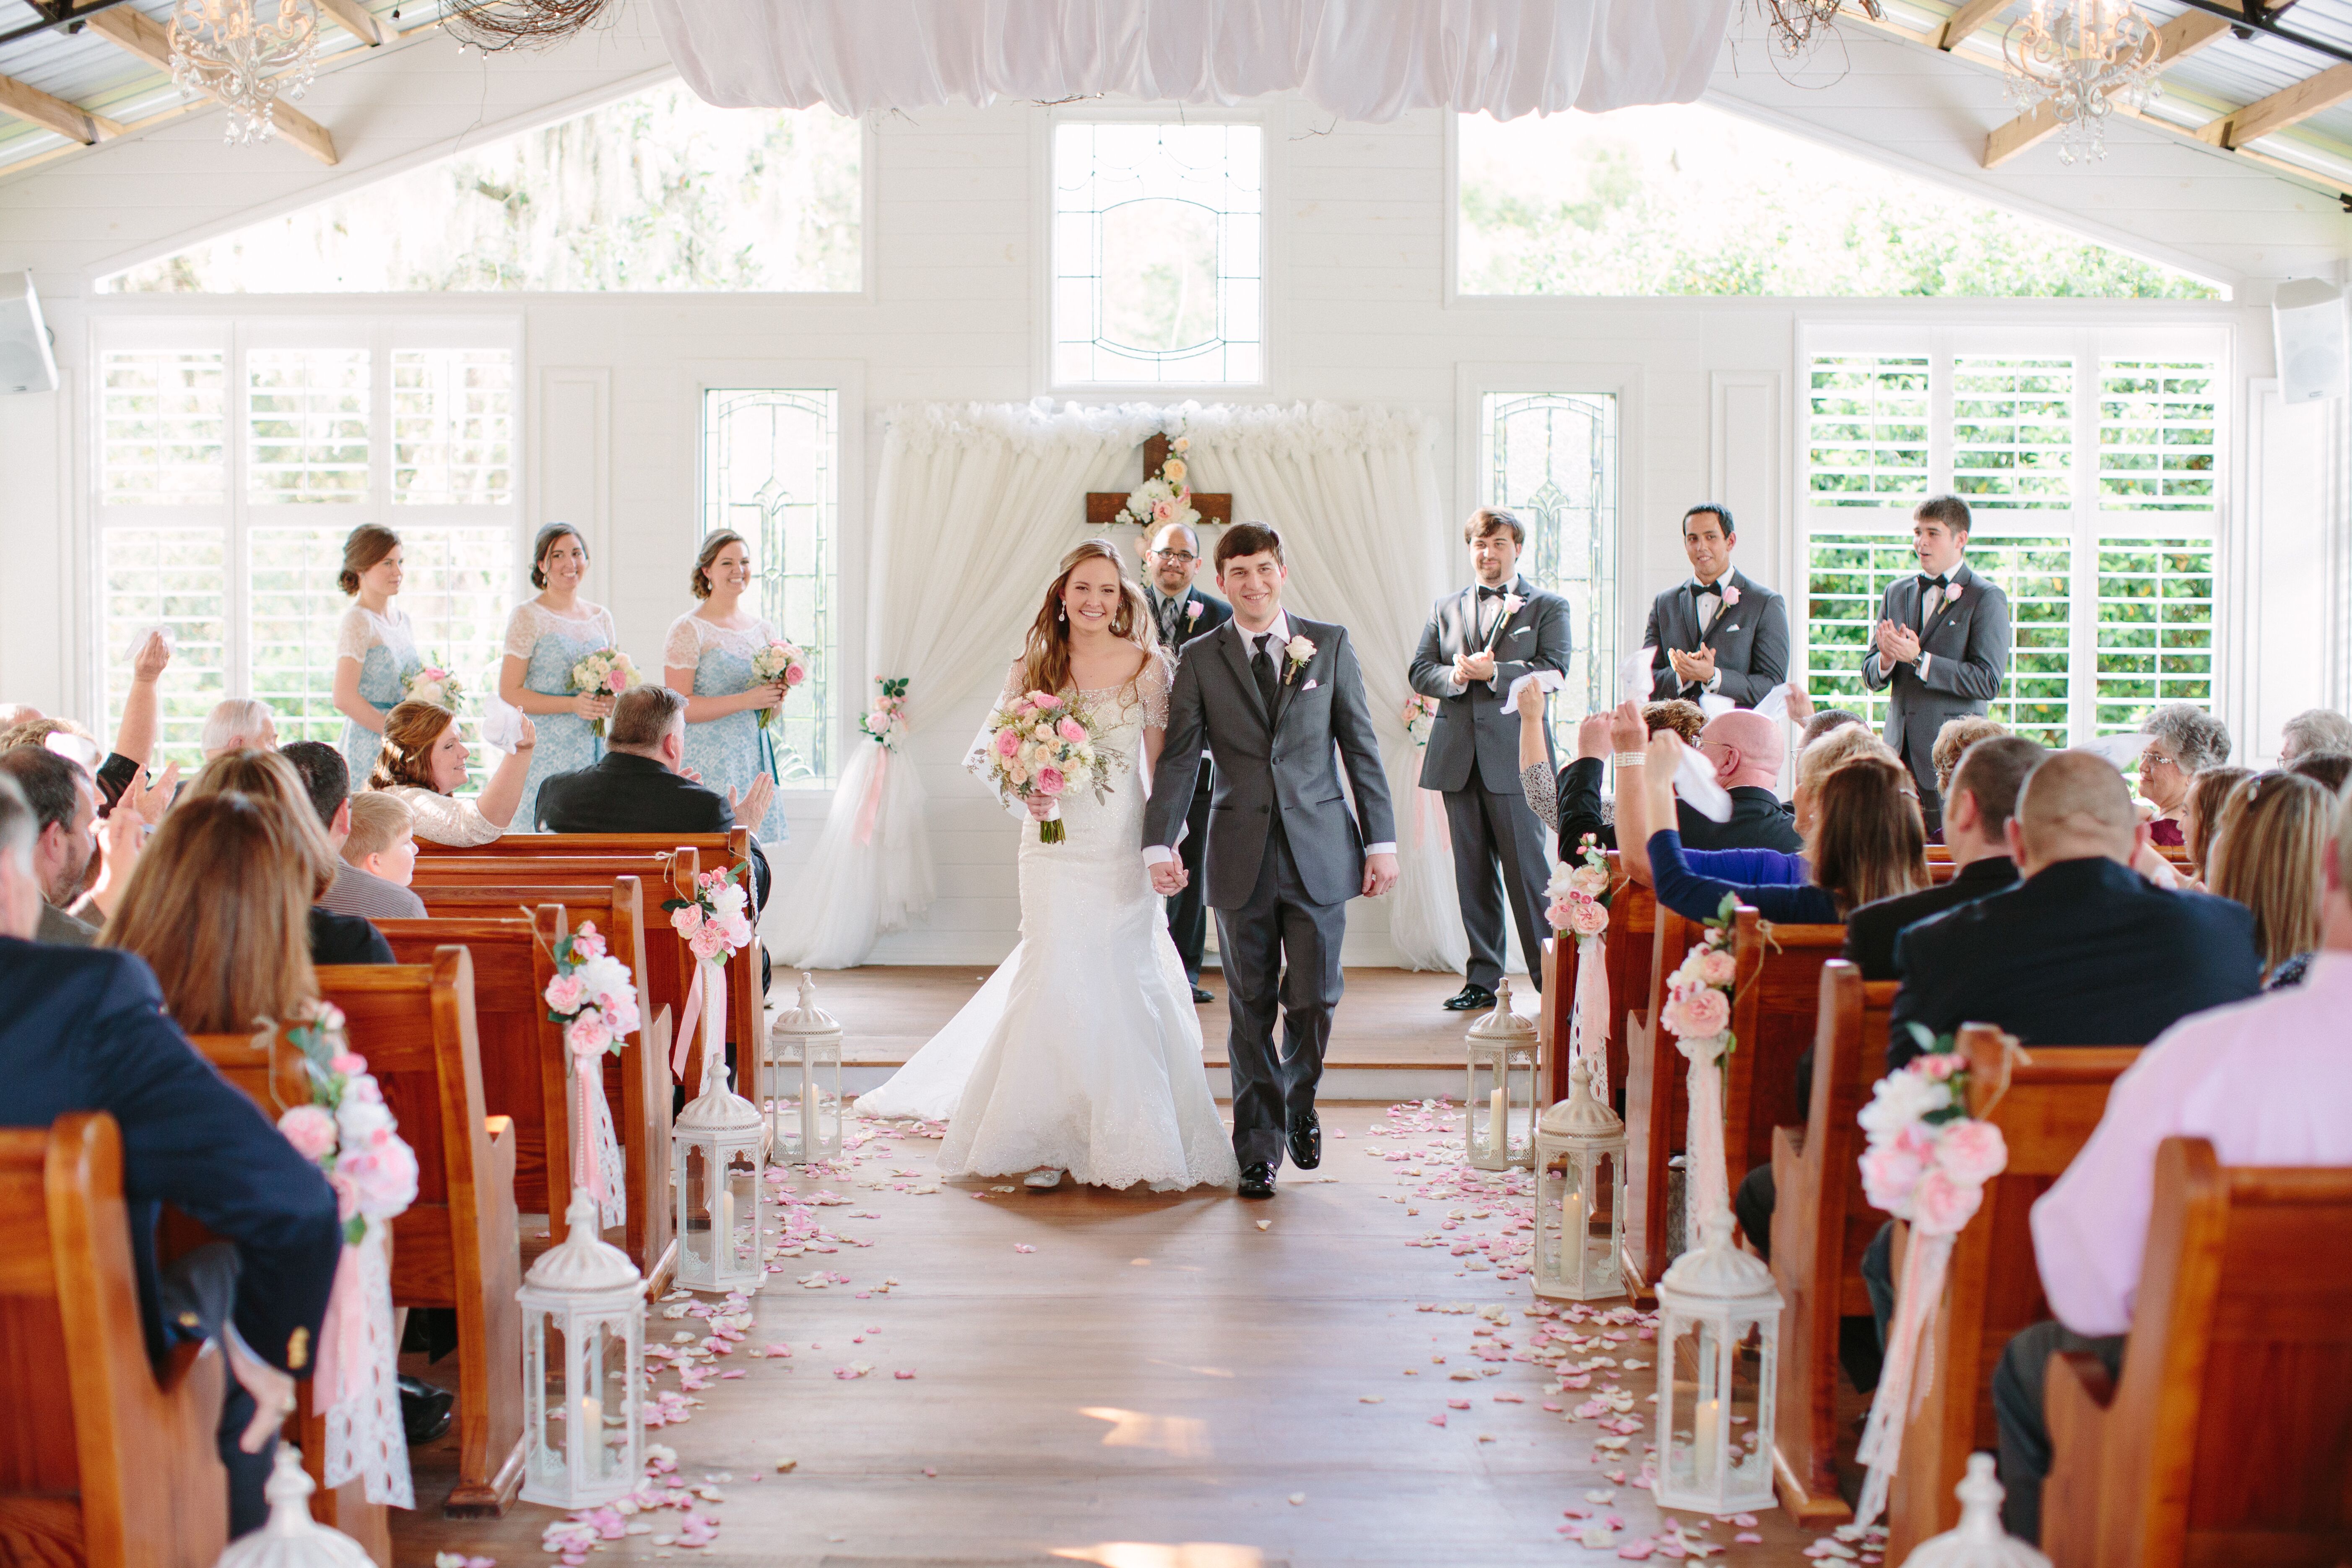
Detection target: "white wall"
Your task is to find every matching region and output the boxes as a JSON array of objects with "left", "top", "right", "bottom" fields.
[{"left": 0, "top": 27, "right": 2338, "bottom": 965}]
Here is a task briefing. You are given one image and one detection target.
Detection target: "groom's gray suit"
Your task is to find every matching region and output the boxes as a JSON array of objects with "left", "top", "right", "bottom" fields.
[{"left": 1144, "top": 613, "right": 1395, "bottom": 1170}]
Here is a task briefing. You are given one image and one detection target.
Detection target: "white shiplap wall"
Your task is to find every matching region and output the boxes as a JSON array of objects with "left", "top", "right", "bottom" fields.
[{"left": 0, "top": 10, "right": 2337, "bottom": 965}]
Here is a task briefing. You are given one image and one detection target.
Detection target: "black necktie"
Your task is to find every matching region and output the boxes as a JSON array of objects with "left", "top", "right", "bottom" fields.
[{"left": 1253, "top": 633, "right": 1280, "bottom": 714}]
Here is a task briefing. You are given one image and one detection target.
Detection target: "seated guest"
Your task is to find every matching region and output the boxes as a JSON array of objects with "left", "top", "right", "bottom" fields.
[
  {"left": 280, "top": 740, "right": 424, "bottom": 922},
  {"left": 538, "top": 684, "right": 774, "bottom": 914},
  {"left": 1802, "top": 710, "right": 1865, "bottom": 750},
  {"left": 332, "top": 793, "right": 426, "bottom": 920},
  {"left": 364, "top": 700, "right": 537, "bottom": 847},
  {"left": 0, "top": 744, "right": 101, "bottom": 945},
  {"left": 1887, "top": 749, "right": 2260, "bottom": 1068},
  {"left": 1614, "top": 713, "right": 1899, "bottom": 892},
  {"left": 1627, "top": 726, "right": 1925, "bottom": 926},
  {"left": 2206, "top": 770, "right": 2332, "bottom": 989},
  {"left": 1844, "top": 734, "right": 2042, "bottom": 980},
  {"left": 1929, "top": 714, "right": 2008, "bottom": 813},
  {"left": 0, "top": 777, "right": 343, "bottom": 1537},
  {"left": 2133, "top": 702, "right": 2231, "bottom": 848},
  {"left": 2279, "top": 706, "right": 2352, "bottom": 764},
  {"left": 2287, "top": 749, "right": 2351, "bottom": 795},
  {"left": 0, "top": 631, "right": 177, "bottom": 815},
  {"left": 1522, "top": 699, "right": 1801, "bottom": 859},
  {"left": 1990, "top": 780, "right": 2352, "bottom": 1541},
  {"left": 200, "top": 697, "right": 278, "bottom": 762},
  {"left": 2181, "top": 763, "right": 2253, "bottom": 884},
  {"left": 184, "top": 749, "right": 391, "bottom": 966}
]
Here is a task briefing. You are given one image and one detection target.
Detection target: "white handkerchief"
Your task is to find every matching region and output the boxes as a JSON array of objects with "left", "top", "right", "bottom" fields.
[
  {"left": 481, "top": 693, "right": 526, "bottom": 754},
  {"left": 1752, "top": 683, "right": 1793, "bottom": 725},
  {"left": 2076, "top": 732, "right": 2151, "bottom": 770},
  {"left": 1698, "top": 694, "right": 1736, "bottom": 720},
  {"left": 1619, "top": 645, "right": 1657, "bottom": 702},
  {"left": 1503, "top": 669, "right": 1564, "bottom": 715},
  {"left": 1671, "top": 736, "right": 1736, "bottom": 823},
  {"left": 125, "top": 624, "right": 174, "bottom": 662},
  {"left": 1302, "top": 679, "right": 1320, "bottom": 691}
]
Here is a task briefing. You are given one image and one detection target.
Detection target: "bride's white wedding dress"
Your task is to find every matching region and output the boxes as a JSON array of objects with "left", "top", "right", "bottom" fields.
[{"left": 857, "top": 654, "right": 1240, "bottom": 1192}]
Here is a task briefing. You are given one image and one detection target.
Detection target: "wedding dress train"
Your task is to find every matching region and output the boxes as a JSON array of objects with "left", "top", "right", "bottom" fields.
[{"left": 856, "top": 656, "right": 1239, "bottom": 1192}]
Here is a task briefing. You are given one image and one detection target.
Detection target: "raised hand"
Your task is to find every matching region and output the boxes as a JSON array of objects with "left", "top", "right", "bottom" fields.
[
  {"left": 1609, "top": 698, "right": 1647, "bottom": 756},
  {"left": 1576, "top": 712, "right": 1614, "bottom": 762},
  {"left": 514, "top": 715, "right": 538, "bottom": 752},
  {"left": 131, "top": 629, "right": 172, "bottom": 682},
  {"left": 126, "top": 761, "right": 177, "bottom": 829},
  {"left": 732, "top": 772, "right": 775, "bottom": 827},
  {"left": 1782, "top": 685, "right": 1817, "bottom": 723}
]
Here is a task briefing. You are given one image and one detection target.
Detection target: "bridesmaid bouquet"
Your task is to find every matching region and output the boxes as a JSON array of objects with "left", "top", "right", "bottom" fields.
[
  {"left": 748, "top": 640, "right": 810, "bottom": 730},
  {"left": 400, "top": 660, "right": 465, "bottom": 711},
  {"left": 979, "top": 689, "right": 1113, "bottom": 844},
  {"left": 569, "top": 647, "right": 637, "bottom": 737}
]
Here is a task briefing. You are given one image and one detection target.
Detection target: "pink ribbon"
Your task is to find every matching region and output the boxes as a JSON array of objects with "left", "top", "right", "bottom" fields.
[
  {"left": 1573, "top": 933, "right": 1610, "bottom": 1099},
  {"left": 310, "top": 1241, "right": 367, "bottom": 1407},
  {"left": 1855, "top": 1229, "right": 1958, "bottom": 1527},
  {"left": 854, "top": 748, "right": 891, "bottom": 847},
  {"left": 672, "top": 962, "right": 705, "bottom": 1079},
  {"left": 572, "top": 1035, "right": 608, "bottom": 1211}
]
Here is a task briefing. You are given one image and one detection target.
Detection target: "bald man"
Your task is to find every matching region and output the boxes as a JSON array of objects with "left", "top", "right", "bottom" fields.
[
  {"left": 1885, "top": 749, "right": 2261, "bottom": 1069},
  {"left": 1688, "top": 709, "right": 1803, "bottom": 855}
]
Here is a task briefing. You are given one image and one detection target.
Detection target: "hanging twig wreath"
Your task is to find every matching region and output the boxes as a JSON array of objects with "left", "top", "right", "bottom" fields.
[{"left": 444, "top": 0, "right": 619, "bottom": 53}]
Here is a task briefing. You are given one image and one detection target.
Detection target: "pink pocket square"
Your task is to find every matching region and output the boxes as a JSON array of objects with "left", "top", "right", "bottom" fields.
[{"left": 1302, "top": 679, "right": 1320, "bottom": 691}]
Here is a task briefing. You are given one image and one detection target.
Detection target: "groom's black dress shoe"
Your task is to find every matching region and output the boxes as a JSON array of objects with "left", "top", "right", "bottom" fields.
[
  {"left": 1444, "top": 983, "right": 1498, "bottom": 1012},
  {"left": 1288, "top": 1110, "right": 1321, "bottom": 1170},
  {"left": 400, "top": 1375, "right": 455, "bottom": 1445},
  {"left": 1191, "top": 984, "right": 1216, "bottom": 1004},
  {"left": 1238, "top": 1162, "right": 1277, "bottom": 1199}
]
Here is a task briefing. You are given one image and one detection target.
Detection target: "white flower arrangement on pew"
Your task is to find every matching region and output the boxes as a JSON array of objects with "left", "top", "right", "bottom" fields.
[{"left": 541, "top": 920, "right": 638, "bottom": 1230}]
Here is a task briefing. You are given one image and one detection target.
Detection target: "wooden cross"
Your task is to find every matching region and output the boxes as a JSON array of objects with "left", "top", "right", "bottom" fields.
[{"left": 1085, "top": 434, "right": 1234, "bottom": 531}]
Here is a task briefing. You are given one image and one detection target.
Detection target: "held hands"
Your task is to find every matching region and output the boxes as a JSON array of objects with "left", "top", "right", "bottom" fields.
[
  {"left": 1150, "top": 858, "right": 1189, "bottom": 896},
  {"left": 572, "top": 691, "right": 616, "bottom": 722},
  {"left": 1875, "top": 620, "right": 1922, "bottom": 666},
  {"left": 1667, "top": 645, "right": 1716, "bottom": 684},
  {"left": 1361, "top": 851, "right": 1399, "bottom": 898}
]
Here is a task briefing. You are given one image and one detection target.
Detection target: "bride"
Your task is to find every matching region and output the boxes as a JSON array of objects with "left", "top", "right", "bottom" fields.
[{"left": 858, "top": 540, "right": 1240, "bottom": 1193}]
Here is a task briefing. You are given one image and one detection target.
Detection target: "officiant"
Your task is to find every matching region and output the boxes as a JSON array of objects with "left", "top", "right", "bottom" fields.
[
  {"left": 1409, "top": 508, "right": 1573, "bottom": 1013},
  {"left": 1143, "top": 522, "right": 1232, "bottom": 1004},
  {"left": 1641, "top": 504, "right": 1789, "bottom": 707}
]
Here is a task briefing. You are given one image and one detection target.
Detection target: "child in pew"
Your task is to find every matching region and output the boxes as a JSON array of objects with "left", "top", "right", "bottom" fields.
[{"left": 330, "top": 791, "right": 426, "bottom": 921}]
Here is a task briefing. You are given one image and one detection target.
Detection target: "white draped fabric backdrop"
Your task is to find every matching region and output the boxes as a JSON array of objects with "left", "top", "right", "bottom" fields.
[{"left": 769, "top": 398, "right": 1495, "bottom": 973}]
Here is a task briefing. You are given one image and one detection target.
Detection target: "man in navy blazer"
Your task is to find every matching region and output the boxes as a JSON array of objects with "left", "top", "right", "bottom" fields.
[
  {"left": 1141, "top": 522, "right": 1234, "bottom": 1002},
  {"left": 1861, "top": 496, "right": 2014, "bottom": 835},
  {"left": 1641, "top": 504, "right": 1790, "bottom": 708},
  {"left": 0, "top": 776, "right": 343, "bottom": 1537}
]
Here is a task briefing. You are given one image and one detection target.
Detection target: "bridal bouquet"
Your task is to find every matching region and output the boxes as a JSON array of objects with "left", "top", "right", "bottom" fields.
[
  {"left": 400, "top": 660, "right": 466, "bottom": 710},
  {"left": 749, "top": 640, "right": 810, "bottom": 730},
  {"left": 980, "top": 689, "right": 1114, "bottom": 844},
  {"left": 569, "top": 647, "right": 636, "bottom": 737},
  {"left": 1401, "top": 694, "right": 1438, "bottom": 746},
  {"left": 1113, "top": 433, "right": 1201, "bottom": 535}
]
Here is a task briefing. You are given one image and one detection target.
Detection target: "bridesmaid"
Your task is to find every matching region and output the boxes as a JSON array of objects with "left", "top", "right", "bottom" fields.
[
  {"left": 662, "top": 530, "right": 792, "bottom": 845},
  {"left": 498, "top": 523, "right": 620, "bottom": 832},
  {"left": 331, "top": 524, "right": 416, "bottom": 785}
]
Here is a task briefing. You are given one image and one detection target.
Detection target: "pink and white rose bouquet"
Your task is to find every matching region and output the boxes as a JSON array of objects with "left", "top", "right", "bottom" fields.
[
  {"left": 1113, "top": 433, "right": 1201, "bottom": 536},
  {"left": 541, "top": 919, "right": 642, "bottom": 1058},
  {"left": 569, "top": 647, "right": 637, "bottom": 737},
  {"left": 749, "top": 640, "right": 810, "bottom": 730},
  {"left": 860, "top": 677, "right": 909, "bottom": 749},
  {"left": 277, "top": 1004, "right": 419, "bottom": 1245},
  {"left": 1545, "top": 831, "right": 1613, "bottom": 938},
  {"left": 400, "top": 660, "right": 466, "bottom": 710},
  {"left": 1855, "top": 1026, "right": 2007, "bottom": 1235},
  {"left": 663, "top": 865, "right": 755, "bottom": 966},
  {"left": 1401, "top": 694, "right": 1439, "bottom": 747},
  {"left": 1657, "top": 892, "right": 1742, "bottom": 1060},
  {"left": 977, "top": 688, "right": 1116, "bottom": 845}
]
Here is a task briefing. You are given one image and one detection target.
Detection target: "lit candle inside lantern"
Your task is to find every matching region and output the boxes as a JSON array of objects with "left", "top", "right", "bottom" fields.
[
  {"left": 720, "top": 1187, "right": 735, "bottom": 1246},
  {"left": 1489, "top": 1087, "right": 1507, "bottom": 1152},
  {"left": 1565, "top": 1186, "right": 1585, "bottom": 1260},
  {"left": 1694, "top": 1395, "right": 1720, "bottom": 1485},
  {"left": 581, "top": 1394, "right": 601, "bottom": 1437}
]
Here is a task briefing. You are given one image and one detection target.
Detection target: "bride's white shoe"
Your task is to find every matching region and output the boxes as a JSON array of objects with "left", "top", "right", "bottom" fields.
[{"left": 1024, "top": 1168, "right": 1065, "bottom": 1190}]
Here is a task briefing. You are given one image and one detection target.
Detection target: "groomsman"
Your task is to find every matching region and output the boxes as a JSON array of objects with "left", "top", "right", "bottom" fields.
[
  {"left": 1143, "top": 522, "right": 1232, "bottom": 1004},
  {"left": 1642, "top": 503, "right": 1790, "bottom": 707},
  {"left": 1861, "top": 494, "right": 2013, "bottom": 835},
  {"left": 1409, "top": 508, "right": 1574, "bottom": 1012}
]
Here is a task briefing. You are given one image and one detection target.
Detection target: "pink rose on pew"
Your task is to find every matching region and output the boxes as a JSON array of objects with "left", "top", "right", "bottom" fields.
[
  {"left": 329, "top": 1051, "right": 368, "bottom": 1077},
  {"left": 572, "top": 922, "right": 607, "bottom": 959},
  {"left": 546, "top": 973, "right": 587, "bottom": 1014},
  {"left": 1858, "top": 1139, "right": 1926, "bottom": 1214},
  {"left": 278, "top": 1104, "right": 338, "bottom": 1163},
  {"left": 1694, "top": 948, "right": 1737, "bottom": 988},
  {"left": 673, "top": 904, "right": 704, "bottom": 937},
  {"left": 1934, "top": 1119, "right": 2007, "bottom": 1186},
  {"left": 335, "top": 1134, "right": 419, "bottom": 1223},
  {"left": 567, "top": 1014, "right": 612, "bottom": 1054},
  {"left": 1911, "top": 1166, "right": 1985, "bottom": 1236},
  {"left": 1659, "top": 985, "right": 1729, "bottom": 1041}
]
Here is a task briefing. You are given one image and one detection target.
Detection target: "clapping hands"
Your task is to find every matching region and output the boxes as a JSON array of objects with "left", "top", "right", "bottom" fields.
[
  {"left": 1666, "top": 645, "right": 1716, "bottom": 684},
  {"left": 725, "top": 773, "right": 776, "bottom": 827},
  {"left": 1453, "top": 649, "right": 1497, "bottom": 686},
  {"left": 1874, "top": 620, "right": 1922, "bottom": 666}
]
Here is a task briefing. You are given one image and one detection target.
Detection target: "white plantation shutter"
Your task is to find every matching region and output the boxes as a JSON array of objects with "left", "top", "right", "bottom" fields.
[
  {"left": 2099, "top": 362, "right": 2217, "bottom": 512},
  {"left": 101, "top": 527, "right": 229, "bottom": 769},
  {"left": 1808, "top": 356, "right": 1929, "bottom": 509},
  {"left": 248, "top": 349, "right": 371, "bottom": 504},
  {"left": 101, "top": 350, "right": 228, "bottom": 507},
  {"left": 1952, "top": 358, "right": 2071, "bottom": 511},
  {"left": 393, "top": 349, "right": 515, "bottom": 505}
]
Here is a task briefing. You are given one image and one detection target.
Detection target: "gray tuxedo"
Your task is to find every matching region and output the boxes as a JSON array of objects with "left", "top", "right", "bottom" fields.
[
  {"left": 1859, "top": 559, "right": 2013, "bottom": 832},
  {"left": 1640, "top": 568, "right": 1789, "bottom": 707},
  {"left": 1145, "top": 614, "right": 1394, "bottom": 1170},
  {"left": 1408, "top": 575, "right": 1572, "bottom": 992}
]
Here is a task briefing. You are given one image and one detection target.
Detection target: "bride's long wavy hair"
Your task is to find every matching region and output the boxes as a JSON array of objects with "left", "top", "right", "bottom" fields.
[{"left": 1019, "top": 538, "right": 1154, "bottom": 697}]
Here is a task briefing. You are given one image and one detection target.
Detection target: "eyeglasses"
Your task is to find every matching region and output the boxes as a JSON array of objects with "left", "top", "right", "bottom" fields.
[{"left": 1151, "top": 550, "right": 1199, "bottom": 566}]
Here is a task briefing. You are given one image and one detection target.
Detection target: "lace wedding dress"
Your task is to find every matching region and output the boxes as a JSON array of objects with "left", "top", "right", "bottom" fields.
[{"left": 857, "top": 655, "right": 1239, "bottom": 1192}]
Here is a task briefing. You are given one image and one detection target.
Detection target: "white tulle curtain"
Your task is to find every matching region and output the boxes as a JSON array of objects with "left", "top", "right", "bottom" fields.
[
  {"left": 770, "top": 401, "right": 1161, "bottom": 969},
  {"left": 650, "top": 0, "right": 1735, "bottom": 122}
]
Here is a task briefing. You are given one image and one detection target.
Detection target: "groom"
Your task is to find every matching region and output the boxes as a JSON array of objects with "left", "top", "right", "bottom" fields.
[{"left": 1144, "top": 521, "right": 1398, "bottom": 1199}]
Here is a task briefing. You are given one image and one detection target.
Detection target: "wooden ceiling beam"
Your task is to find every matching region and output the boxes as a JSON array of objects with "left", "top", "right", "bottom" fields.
[
  {"left": 312, "top": 0, "right": 388, "bottom": 47},
  {"left": 82, "top": 3, "right": 338, "bottom": 165},
  {"left": 0, "top": 69, "right": 123, "bottom": 144},
  {"left": 1939, "top": 0, "right": 2012, "bottom": 52},
  {"left": 1984, "top": 9, "right": 2235, "bottom": 166},
  {"left": 2194, "top": 60, "right": 2352, "bottom": 148}
]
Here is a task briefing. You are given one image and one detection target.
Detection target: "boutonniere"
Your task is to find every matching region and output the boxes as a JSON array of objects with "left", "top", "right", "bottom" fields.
[
  {"left": 1721, "top": 584, "right": 1741, "bottom": 606},
  {"left": 1502, "top": 593, "right": 1525, "bottom": 616},
  {"left": 1283, "top": 634, "right": 1316, "bottom": 684},
  {"left": 1946, "top": 583, "right": 1963, "bottom": 603},
  {"left": 1186, "top": 601, "right": 1203, "bottom": 623}
]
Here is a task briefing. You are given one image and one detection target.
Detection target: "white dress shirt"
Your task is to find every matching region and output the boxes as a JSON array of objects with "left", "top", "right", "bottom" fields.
[{"left": 1145, "top": 610, "right": 1394, "bottom": 864}]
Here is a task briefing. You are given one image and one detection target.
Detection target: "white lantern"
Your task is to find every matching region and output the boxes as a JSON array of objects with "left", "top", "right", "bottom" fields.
[
  {"left": 764, "top": 971, "right": 843, "bottom": 1165},
  {"left": 517, "top": 1191, "right": 645, "bottom": 1510},
  {"left": 1905, "top": 1453, "right": 2053, "bottom": 1568},
  {"left": 673, "top": 1051, "right": 767, "bottom": 1294},
  {"left": 211, "top": 1446, "right": 372, "bottom": 1568},
  {"left": 1463, "top": 978, "right": 1538, "bottom": 1170},
  {"left": 1532, "top": 1056, "right": 1627, "bottom": 1302},
  {"left": 1652, "top": 1209, "right": 1782, "bottom": 1514}
]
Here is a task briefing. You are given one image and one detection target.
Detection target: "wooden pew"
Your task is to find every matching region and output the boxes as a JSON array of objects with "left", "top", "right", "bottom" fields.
[
  {"left": 1768, "top": 962, "right": 1897, "bottom": 1526},
  {"left": 190, "top": 957, "right": 526, "bottom": 1519},
  {"left": 2044, "top": 1136, "right": 2352, "bottom": 1568},
  {"left": 1885, "top": 1025, "right": 2140, "bottom": 1559},
  {"left": 406, "top": 876, "right": 676, "bottom": 1287},
  {"left": 1723, "top": 908, "right": 1846, "bottom": 1186},
  {"left": 0, "top": 1113, "right": 229, "bottom": 1568},
  {"left": 415, "top": 830, "right": 759, "bottom": 1087},
  {"left": 1622, "top": 904, "right": 1698, "bottom": 1293}
]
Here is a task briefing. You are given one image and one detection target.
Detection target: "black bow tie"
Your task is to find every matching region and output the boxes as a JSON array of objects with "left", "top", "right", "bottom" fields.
[
  {"left": 1477, "top": 585, "right": 1508, "bottom": 600},
  {"left": 1919, "top": 573, "right": 1952, "bottom": 591}
]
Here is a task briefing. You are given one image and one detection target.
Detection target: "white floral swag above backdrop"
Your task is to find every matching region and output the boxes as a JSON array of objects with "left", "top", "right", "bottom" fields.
[{"left": 769, "top": 397, "right": 1486, "bottom": 972}]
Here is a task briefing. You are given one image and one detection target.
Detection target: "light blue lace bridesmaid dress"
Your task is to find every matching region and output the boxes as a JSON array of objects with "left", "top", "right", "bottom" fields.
[
  {"left": 503, "top": 600, "right": 619, "bottom": 833},
  {"left": 336, "top": 605, "right": 416, "bottom": 785},
  {"left": 664, "top": 613, "right": 791, "bottom": 844}
]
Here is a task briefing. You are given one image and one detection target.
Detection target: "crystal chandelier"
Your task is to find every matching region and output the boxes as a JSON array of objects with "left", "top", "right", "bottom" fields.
[
  {"left": 2001, "top": 0, "right": 2163, "bottom": 164},
  {"left": 168, "top": 0, "right": 321, "bottom": 146}
]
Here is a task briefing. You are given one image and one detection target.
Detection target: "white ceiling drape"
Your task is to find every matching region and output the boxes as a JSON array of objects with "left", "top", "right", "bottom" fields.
[{"left": 649, "top": 0, "right": 1734, "bottom": 122}]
